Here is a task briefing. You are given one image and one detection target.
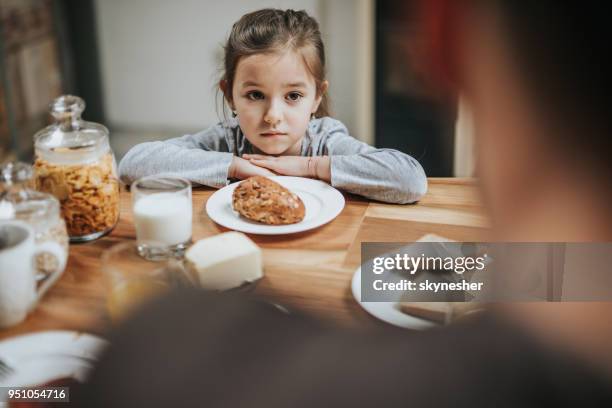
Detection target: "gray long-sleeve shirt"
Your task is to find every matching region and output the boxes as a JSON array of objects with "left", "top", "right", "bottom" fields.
[{"left": 118, "top": 117, "right": 427, "bottom": 204}]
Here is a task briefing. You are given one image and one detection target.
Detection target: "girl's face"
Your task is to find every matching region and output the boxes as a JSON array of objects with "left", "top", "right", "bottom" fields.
[{"left": 227, "top": 50, "right": 325, "bottom": 155}]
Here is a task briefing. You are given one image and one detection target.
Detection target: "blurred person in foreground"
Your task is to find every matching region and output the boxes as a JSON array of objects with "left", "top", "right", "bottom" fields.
[{"left": 82, "top": 0, "right": 612, "bottom": 406}]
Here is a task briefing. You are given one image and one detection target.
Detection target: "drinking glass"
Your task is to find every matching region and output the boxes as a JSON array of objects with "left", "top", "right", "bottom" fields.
[
  {"left": 131, "top": 176, "right": 192, "bottom": 260},
  {"left": 102, "top": 241, "right": 193, "bottom": 322}
]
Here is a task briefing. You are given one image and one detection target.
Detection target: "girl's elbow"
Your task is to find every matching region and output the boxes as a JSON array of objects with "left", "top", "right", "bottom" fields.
[
  {"left": 414, "top": 175, "right": 428, "bottom": 201},
  {"left": 117, "top": 152, "right": 142, "bottom": 186},
  {"left": 117, "top": 143, "right": 156, "bottom": 185},
  {"left": 391, "top": 157, "right": 428, "bottom": 203},
  {"left": 397, "top": 174, "right": 428, "bottom": 204},
  {"left": 411, "top": 161, "right": 428, "bottom": 200},
  {"left": 117, "top": 161, "right": 134, "bottom": 186}
]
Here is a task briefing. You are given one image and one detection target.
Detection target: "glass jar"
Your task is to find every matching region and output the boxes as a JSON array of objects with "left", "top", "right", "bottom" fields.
[
  {"left": 33, "top": 95, "right": 120, "bottom": 242},
  {"left": 0, "top": 162, "right": 69, "bottom": 276}
]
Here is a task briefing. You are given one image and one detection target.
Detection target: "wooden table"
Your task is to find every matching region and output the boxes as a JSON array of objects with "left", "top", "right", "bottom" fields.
[{"left": 0, "top": 178, "right": 490, "bottom": 340}]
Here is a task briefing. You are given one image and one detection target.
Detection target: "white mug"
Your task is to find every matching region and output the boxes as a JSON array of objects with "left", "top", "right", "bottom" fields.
[{"left": 0, "top": 221, "right": 65, "bottom": 328}]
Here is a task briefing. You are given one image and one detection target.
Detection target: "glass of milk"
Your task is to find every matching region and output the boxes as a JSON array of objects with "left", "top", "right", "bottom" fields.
[{"left": 132, "top": 176, "right": 192, "bottom": 260}]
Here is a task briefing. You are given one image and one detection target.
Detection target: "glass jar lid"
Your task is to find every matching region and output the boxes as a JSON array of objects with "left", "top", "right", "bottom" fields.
[
  {"left": 1, "top": 161, "right": 32, "bottom": 186},
  {"left": 34, "top": 95, "right": 110, "bottom": 164},
  {"left": 0, "top": 162, "right": 60, "bottom": 221}
]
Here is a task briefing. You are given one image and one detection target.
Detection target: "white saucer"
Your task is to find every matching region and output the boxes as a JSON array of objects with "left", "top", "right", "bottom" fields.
[
  {"left": 206, "top": 176, "right": 345, "bottom": 235},
  {"left": 0, "top": 331, "right": 108, "bottom": 390},
  {"left": 351, "top": 267, "right": 437, "bottom": 330}
]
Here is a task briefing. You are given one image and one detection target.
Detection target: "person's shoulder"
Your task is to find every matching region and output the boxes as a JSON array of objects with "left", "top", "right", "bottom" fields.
[
  {"left": 192, "top": 117, "right": 238, "bottom": 140},
  {"left": 214, "top": 117, "right": 240, "bottom": 133},
  {"left": 309, "top": 116, "right": 350, "bottom": 137},
  {"left": 219, "top": 116, "right": 239, "bottom": 129},
  {"left": 176, "top": 118, "right": 238, "bottom": 151}
]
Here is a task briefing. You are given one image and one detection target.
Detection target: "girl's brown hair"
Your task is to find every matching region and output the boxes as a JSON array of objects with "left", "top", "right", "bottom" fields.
[{"left": 221, "top": 8, "right": 329, "bottom": 117}]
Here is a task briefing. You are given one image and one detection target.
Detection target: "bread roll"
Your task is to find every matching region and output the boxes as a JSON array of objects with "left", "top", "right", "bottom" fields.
[{"left": 232, "top": 176, "right": 305, "bottom": 225}]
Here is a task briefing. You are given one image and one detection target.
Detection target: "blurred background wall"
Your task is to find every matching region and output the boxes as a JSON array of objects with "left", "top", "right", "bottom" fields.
[
  {"left": 96, "top": 0, "right": 317, "bottom": 149},
  {"left": 0, "top": 0, "right": 462, "bottom": 177}
]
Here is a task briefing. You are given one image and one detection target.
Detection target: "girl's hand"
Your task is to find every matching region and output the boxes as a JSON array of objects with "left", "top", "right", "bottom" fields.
[
  {"left": 228, "top": 156, "right": 277, "bottom": 180},
  {"left": 243, "top": 154, "right": 331, "bottom": 181},
  {"left": 243, "top": 154, "right": 308, "bottom": 176}
]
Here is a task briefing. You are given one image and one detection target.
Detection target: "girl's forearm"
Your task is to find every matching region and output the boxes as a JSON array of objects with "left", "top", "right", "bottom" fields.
[
  {"left": 327, "top": 152, "right": 428, "bottom": 203},
  {"left": 118, "top": 140, "right": 233, "bottom": 188}
]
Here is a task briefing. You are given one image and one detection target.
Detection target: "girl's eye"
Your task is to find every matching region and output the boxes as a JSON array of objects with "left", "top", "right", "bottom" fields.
[
  {"left": 286, "top": 92, "right": 303, "bottom": 102},
  {"left": 246, "top": 91, "right": 264, "bottom": 101}
]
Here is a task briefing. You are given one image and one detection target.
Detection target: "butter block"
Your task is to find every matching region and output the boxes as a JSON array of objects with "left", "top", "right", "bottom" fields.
[{"left": 185, "top": 232, "right": 263, "bottom": 290}]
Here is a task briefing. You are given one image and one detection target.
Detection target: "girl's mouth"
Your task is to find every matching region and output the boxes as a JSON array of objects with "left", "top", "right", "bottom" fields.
[{"left": 260, "top": 132, "right": 287, "bottom": 136}]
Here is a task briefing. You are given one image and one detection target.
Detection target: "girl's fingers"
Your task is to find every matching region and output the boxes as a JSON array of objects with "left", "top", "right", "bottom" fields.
[
  {"left": 250, "top": 158, "right": 272, "bottom": 168},
  {"left": 243, "top": 154, "right": 271, "bottom": 160},
  {"left": 250, "top": 159, "right": 281, "bottom": 172},
  {"left": 254, "top": 164, "right": 277, "bottom": 176}
]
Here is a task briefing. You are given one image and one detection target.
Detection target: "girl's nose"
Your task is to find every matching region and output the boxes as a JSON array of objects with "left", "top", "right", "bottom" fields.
[{"left": 263, "top": 101, "right": 282, "bottom": 126}]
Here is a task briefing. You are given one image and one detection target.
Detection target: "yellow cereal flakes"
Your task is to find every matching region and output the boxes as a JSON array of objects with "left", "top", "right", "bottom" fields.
[{"left": 34, "top": 154, "right": 120, "bottom": 237}]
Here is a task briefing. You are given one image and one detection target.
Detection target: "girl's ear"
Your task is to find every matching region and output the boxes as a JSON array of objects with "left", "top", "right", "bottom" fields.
[
  {"left": 320, "top": 80, "right": 329, "bottom": 95},
  {"left": 313, "top": 80, "right": 329, "bottom": 113},
  {"left": 219, "top": 79, "right": 234, "bottom": 108}
]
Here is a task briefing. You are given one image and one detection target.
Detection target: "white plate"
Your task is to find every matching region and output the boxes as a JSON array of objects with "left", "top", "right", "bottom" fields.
[
  {"left": 351, "top": 234, "right": 467, "bottom": 329},
  {"left": 351, "top": 267, "right": 437, "bottom": 330},
  {"left": 206, "top": 176, "right": 345, "bottom": 235},
  {"left": 0, "top": 331, "right": 108, "bottom": 391}
]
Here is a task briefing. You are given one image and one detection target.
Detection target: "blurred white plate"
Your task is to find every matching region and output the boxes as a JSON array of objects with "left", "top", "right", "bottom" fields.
[
  {"left": 0, "top": 331, "right": 108, "bottom": 391},
  {"left": 351, "top": 234, "right": 466, "bottom": 329},
  {"left": 206, "top": 176, "right": 345, "bottom": 235},
  {"left": 351, "top": 267, "right": 437, "bottom": 330}
]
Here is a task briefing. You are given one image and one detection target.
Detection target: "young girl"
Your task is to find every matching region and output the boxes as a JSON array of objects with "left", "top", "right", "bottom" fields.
[{"left": 118, "top": 8, "right": 427, "bottom": 204}]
